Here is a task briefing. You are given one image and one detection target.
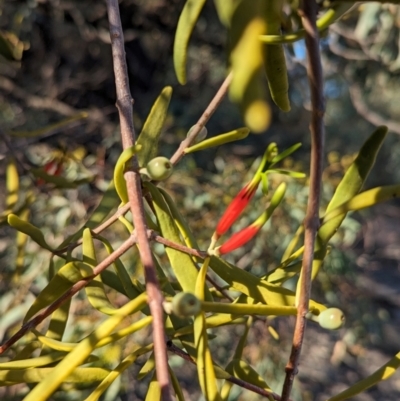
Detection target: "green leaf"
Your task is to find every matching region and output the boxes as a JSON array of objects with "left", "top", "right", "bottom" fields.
[
  {"left": 85, "top": 343, "right": 154, "bottom": 401},
  {"left": 173, "top": 0, "right": 207, "bottom": 84},
  {"left": 259, "top": 3, "right": 354, "bottom": 44},
  {"left": 184, "top": 128, "right": 250, "bottom": 154},
  {"left": 0, "top": 367, "right": 110, "bottom": 385},
  {"left": 23, "top": 293, "right": 148, "bottom": 401},
  {"left": 262, "top": 0, "right": 290, "bottom": 111},
  {"left": 169, "top": 364, "right": 185, "bottom": 401},
  {"left": 194, "top": 258, "right": 222, "bottom": 401},
  {"left": 145, "top": 371, "right": 161, "bottom": 401},
  {"left": 138, "top": 352, "right": 155, "bottom": 380},
  {"left": 8, "top": 214, "right": 53, "bottom": 251},
  {"left": 113, "top": 144, "right": 142, "bottom": 204},
  {"left": 327, "top": 351, "right": 400, "bottom": 401},
  {"left": 209, "top": 256, "right": 325, "bottom": 311},
  {"left": 145, "top": 182, "right": 207, "bottom": 296},
  {"left": 6, "top": 158, "right": 19, "bottom": 209},
  {"left": 81, "top": 229, "right": 118, "bottom": 315},
  {"left": 137, "top": 86, "right": 172, "bottom": 167},
  {"left": 0, "top": 30, "right": 24, "bottom": 61},
  {"left": 23, "top": 262, "right": 84, "bottom": 323},
  {"left": 95, "top": 234, "right": 143, "bottom": 300}
]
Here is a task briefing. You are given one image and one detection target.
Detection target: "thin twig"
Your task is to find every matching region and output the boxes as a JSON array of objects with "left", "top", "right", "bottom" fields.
[
  {"left": 167, "top": 342, "right": 291, "bottom": 401},
  {"left": 280, "top": 2, "right": 325, "bottom": 400},
  {"left": 105, "top": 2, "right": 172, "bottom": 399},
  {"left": 0, "top": 234, "right": 137, "bottom": 354},
  {"left": 170, "top": 72, "right": 233, "bottom": 166}
]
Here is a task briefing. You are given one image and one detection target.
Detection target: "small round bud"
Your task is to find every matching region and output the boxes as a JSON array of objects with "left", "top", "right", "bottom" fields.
[
  {"left": 171, "top": 292, "right": 201, "bottom": 317},
  {"left": 318, "top": 308, "right": 345, "bottom": 330},
  {"left": 146, "top": 157, "right": 173, "bottom": 181},
  {"left": 187, "top": 125, "right": 208, "bottom": 143}
]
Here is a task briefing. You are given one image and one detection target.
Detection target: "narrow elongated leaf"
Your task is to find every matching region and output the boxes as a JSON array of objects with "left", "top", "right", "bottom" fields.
[
  {"left": 8, "top": 214, "right": 53, "bottom": 251},
  {"left": 194, "top": 258, "right": 222, "bottom": 401},
  {"left": 259, "top": 3, "right": 354, "bottom": 44},
  {"left": 145, "top": 371, "right": 161, "bottom": 401},
  {"left": 262, "top": 0, "right": 290, "bottom": 111},
  {"left": 23, "top": 262, "right": 84, "bottom": 322},
  {"left": 0, "top": 367, "right": 110, "bottom": 385},
  {"left": 137, "top": 86, "right": 172, "bottom": 167},
  {"left": 35, "top": 316, "right": 152, "bottom": 353},
  {"left": 81, "top": 229, "right": 118, "bottom": 315},
  {"left": 145, "top": 182, "right": 205, "bottom": 295},
  {"left": 6, "top": 158, "right": 19, "bottom": 209},
  {"left": 173, "top": 0, "right": 207, "bottom": 84},
  {"left": 85, "top": 344, "right": 154, "bottom": 401},
  {"left": 24, "top": 293, "right": 148, "bottom": 401},
  {"left": 327, "top": 351, "right": 400, "bottom": 401},
  {"left": 209, "top": 256, "right": 325, "bottom": 311},
  {"left": 184, "top": 128, "right": 250, "bottom": 154},
  {"left": 113, "top": 144, "right": 142, "bottom": 203}
]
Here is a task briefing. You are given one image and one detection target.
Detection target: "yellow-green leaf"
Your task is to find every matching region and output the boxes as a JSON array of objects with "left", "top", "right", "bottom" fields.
[
  {"left": 8, "top": 214, "right": 53, "bottom": 251},
  {"left": 23, "top": 293, "right": 148, "bottom": 401},
  {"left": 327, "top": 351, "right": 400, "bottom": 401},
  {"left": 184, "top": 128, "right": 250, "bottom": 153},
  {"left": 173, "top": 0, "right": 207, "bottom": 84},
  {"left": 137, "top": 86, "right": 172, "bottom": 167}
]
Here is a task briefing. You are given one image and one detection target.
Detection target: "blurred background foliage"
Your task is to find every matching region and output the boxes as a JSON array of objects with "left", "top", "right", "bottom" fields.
[{"left": 1, "top": 0, "right": 400, "bottom": 400}]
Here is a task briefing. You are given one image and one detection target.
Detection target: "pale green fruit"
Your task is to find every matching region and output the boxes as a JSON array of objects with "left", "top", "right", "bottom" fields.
[
  {"left": 171, "top": 292, "right": 201, "bottom": 317},
  {"left": 146, "top": 157, "right": 173, "bottom": 180},
  {"left": 318, "top": 308, "right": 345, "bottom": 330}
]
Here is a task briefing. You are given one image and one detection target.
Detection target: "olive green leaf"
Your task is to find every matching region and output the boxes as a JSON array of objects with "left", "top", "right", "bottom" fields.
[
  {"left": 8, "top": 214, "right": 53, "bottom": 251},
  {"left": 262, "top": 0, "right": 290, "bottom": 111},
  {"left": 209, "top": 256, "right": 325, "bottom": 311},
  {"left": 85, "top": 343, "right": 154, "bottom": 401},
  {"left": 173, "top": 0, "right": 207, "bottom": 84},
  {"left": 35, "top": 316, "right": 152, "bottom": 353},
  {"left": 23, "top": 261, "right": 85, "bottom": 323},
  {"left": 95, "top": 234, "right": 142, "bottom": 300},
  {"left": 138, "top": 352, "right": 155, "bottom": 380},
  {"left": 23, "top": 293, "right": 148, "bottom": 401},
  {"left": 229, "top": 0, "right": 271, "bottom": 132},
  {"left": 6, "top": 158, "right": 19, "bottom": 209},
  {"left": 327, "top": 351, "right": 400, "bottom": 401},
  {"left": 145, "top": 371, "right": 161, "bottom": 401},
  {"left": 0, "top": 367, "right": 110, "bottom": 386},
  {"left": 113, "top": 144, "right": 142, "bottom": 204},
  {"left": 145, "top": 182, "right": 209, "bottom": 297},
  {"left": 81, "top": 229, "right": 118, "bottom": 315},
  {"left": 194, "top": 258, "right": 222, "bottom": 401},
  {"left": 137, "top": 86, "right": 172, "bottom": 167},
  {"left": 259, "top": 3, "right": 354, "bottom": 44},
  {"left": 169, "top": 364, "right": 185, "bottom": 401},
  {"left": 184, "top": 128, "right": 250, "bottom": 153}
]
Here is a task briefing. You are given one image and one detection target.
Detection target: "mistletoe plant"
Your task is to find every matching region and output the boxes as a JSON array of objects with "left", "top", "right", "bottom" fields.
[{"left": 1, "top": 1, "right": 400, "bottom": 401}]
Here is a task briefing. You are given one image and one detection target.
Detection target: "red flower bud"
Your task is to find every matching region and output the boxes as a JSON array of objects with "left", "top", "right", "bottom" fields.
[
  {"left": 218, "top": 224, "right": 260, "bottom": 255},
  {"left": 215, "top": 180, "right": 259, "bottom": 236}
]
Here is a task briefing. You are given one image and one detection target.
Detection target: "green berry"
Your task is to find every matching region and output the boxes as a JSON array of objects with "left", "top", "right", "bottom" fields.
[
  {"left": 146, "top": 157, "right": 173, "bottom": 181},
  {"left": 171, "top": 292, "right": 201, "bottom": 317},
  {"left": 318, "top": 308, "right": 345, "bottom": 330}
]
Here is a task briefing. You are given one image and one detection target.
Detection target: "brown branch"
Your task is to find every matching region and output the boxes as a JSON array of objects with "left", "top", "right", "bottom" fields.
[
  {"left": 167, "top": 341, "right": 291, "bottom": 401},
  {"left": 281, "top": 2, "right": 325, "bottom": 400},
  {"left": 169, "top": 72, "right": 233, "bottom": 166},
  {"left": 105, "top": 2, "right": 172, "bottom": 399},
  {"left": 0, "top": 234, "right": 137, "bottom": 354}
]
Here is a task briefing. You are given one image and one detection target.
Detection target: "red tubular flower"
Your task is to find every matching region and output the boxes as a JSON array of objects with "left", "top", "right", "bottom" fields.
[
  {"left": 215, "top": 180, "right": 259, "bottom": 236},
  {"left": 218, "top": 224, "right": 260, "bottom": 255}
]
